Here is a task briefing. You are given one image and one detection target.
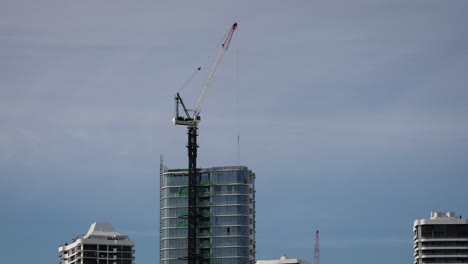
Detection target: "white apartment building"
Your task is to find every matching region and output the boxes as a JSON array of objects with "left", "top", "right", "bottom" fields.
[
  {"left": 256, "top": 254, "right": 311, "bottom": 264},
  {"left": 414, "top": 211, "right": 468, "bottom": 264},
  {"left": 58, "top": 222, "right": 135, "bottom": 264}
]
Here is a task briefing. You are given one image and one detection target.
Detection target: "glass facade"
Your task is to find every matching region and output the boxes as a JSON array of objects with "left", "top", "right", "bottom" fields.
[{"left": 160, "top": 166, "right": 256, "bottom": 264}]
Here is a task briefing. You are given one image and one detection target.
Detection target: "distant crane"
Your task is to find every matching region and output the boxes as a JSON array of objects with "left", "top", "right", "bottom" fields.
[
  {"left": 172, "top": 23, "right": 238, "bottom": 264},
  {"left": 314, "top": 230, "right": 320, "bottom": 264}
]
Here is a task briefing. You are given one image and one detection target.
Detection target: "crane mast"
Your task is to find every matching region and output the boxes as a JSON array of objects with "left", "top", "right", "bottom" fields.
[{"left": 172, "top": 23, "right": 237, "bottom": 264}]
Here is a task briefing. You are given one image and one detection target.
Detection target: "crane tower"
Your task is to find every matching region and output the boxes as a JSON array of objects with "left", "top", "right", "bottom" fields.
[{"left": 172, "top": 23, "right": 238, "bottom": 264}]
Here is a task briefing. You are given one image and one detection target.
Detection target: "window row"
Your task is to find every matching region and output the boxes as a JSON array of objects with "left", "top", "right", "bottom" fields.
[
  {"left": 163, "top": 171, "right": 254, "bottom": 187},
  {"left": 162, "top": 205, "right": 249, "bottom": 218},
  {"left": 211, "top": 195, "right": 249, "bottom": 205},
  {"left": 162, "top": 216, "right": 250, "bottom": 229},
  {"left": 421, "top": 241, "right": 468, "bottom": 247},
  {"left": 161, "top": 248, "right": 189, "bottom": 259},
  {"left": 162, "top": 226, "right": 250, "bottom": 239},
  {"left": 211, "top": 205, "right": 249, "bottom": 215},
  {"left": 82, "top": 260, "right": 132, "bottom": 264},
  {"left": 212, "top": 247, "right": 249, "bottom": 257},
  {"left": 161, "top": 195, "right": 250, "bottom": 208},
  {"left": 81, "top": 245, "right": 132, "bottom": 252},
  {"left": 211, "top": 225, "right": 249, "bottom": 236},
  {"left": 421, "top": 249, "right": 468, "bottom": 255},
  {"left": 211, "top": 237, "right": 249, "bottom": 247},
  {"left": 212, "top": 185, "right": 249, "bottom": 195},
  {"left": 161, "top": 197, "right": 188, "bottom": 207},
  {"left": 161, "top": 247, "right": 249, "bottom": 259},
  {"left": 162, "top": 257, "right": 249, "bottom": 264},
  {"left": 162, "top": 185, "right": 249, "bottom": 198},
  {"left": 420, "top": 224, "right": 468, "bottom": 238},
  {"left": 161, "top": 238, "right": 187, "bottom": 249},
  {"left": 419, "top": 257, "right": 468, "bottom": 263},
  {"left": 83, "top": 252, "right": 132, "bottom": 258},
  {"left": 210, "top": 171, "right": 253, "bottom": 185},
  {"left": 162, "top": 237, "right": 249, "bottom": 249},
  {"left": 210, "top": 258, "right": 250, "bottom": 264}
]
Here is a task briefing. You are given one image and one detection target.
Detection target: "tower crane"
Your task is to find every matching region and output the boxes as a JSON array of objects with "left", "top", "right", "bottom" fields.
[{"left": 172, "top": 22, "right": 237, "bottom": 264}]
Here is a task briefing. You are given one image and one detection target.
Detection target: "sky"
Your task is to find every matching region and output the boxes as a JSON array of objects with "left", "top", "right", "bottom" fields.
[{"left": 1, "top": 1, "right": 468, "bottom": 263}]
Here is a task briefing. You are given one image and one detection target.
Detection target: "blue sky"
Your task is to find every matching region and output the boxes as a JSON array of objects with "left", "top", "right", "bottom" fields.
[{"left": 1, "top": 1, "right": 468, "bottom": 263}]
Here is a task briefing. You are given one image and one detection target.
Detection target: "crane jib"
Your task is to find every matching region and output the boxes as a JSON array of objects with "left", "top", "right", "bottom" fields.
[{"left": 173, "top": 22, "right": 238, "bottom": 126}]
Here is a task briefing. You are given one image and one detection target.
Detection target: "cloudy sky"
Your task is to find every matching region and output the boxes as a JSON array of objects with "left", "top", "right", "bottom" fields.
[{"left": 1, "top": 1, "right": 468, "bottom": 263}]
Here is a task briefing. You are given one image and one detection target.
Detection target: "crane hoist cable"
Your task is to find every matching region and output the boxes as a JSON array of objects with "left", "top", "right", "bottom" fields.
[{"left": 178, "top": 66, "right": 201, "bottom": 93}]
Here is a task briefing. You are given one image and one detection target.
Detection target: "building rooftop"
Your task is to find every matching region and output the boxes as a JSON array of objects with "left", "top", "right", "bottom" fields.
[
  {"left": 256, "top": 254, "right": 311, "bottom": 264},
  {"left": 84, "top": 222, "right": 123, "bottom": 238},
  {"left": 430, "top": 211, "right": 459, "bottom": 219},
  {"left": 164, "top": 165, "right": 251, "bottom": 173},
  {"left": 59, "top": 222, "right": 134, "bottom": 254},
  {"left": 414, "top": 211, "right": 468, "bottom": 227}
]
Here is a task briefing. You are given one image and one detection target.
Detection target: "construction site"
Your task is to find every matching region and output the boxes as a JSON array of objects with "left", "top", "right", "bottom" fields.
[{"left": 159, "top": 23, "right": 320, "bottom": 264}]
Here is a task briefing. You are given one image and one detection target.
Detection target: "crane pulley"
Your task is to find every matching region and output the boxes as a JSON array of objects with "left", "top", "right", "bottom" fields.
[{"left": 173, "top": 22, "right": 238, "bottom": 127}]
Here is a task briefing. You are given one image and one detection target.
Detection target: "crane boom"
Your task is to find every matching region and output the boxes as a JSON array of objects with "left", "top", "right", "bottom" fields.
[{"left": 193, "top": 22, "right": 237, "bottom": 118}]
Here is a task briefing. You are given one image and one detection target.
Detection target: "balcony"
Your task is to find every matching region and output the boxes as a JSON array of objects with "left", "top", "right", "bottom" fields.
[
  {"left": 198, "top": 243, "right": 212, "bottom": 248},
  {"left": 197, "top": 201, "right": 214, "bottom": 207},
  {"left": 198, "top": 211, "right": 212, "bottom": 217},
  {"left": 198, "top": 221, "right": 212, "bottom": 228},
  {"left": 176, "top": 221, "right": 188, "bottom": 227},
  {"left": 178, "top": 212, "right": 189, "bottom": 218},
  {"left": 199, "top": 181, "right": 212, "bottom": 186}
]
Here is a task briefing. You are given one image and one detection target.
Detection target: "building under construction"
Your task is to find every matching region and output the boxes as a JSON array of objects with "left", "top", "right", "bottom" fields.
[
  {"left": 162, "top": 22, "right": 249, "bottom": 264},
  {"left": 160, "top": 165, "right": 256, "bottom": 264}
]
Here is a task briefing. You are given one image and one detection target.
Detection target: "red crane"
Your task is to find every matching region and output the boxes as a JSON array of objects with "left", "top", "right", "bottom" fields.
[{"left": 314, "top": 230, "right": 320, "bottom": 264}]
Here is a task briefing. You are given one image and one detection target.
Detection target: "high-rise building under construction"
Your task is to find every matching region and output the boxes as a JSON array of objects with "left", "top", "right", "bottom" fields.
[{"left": 160, "top": 165, "right": 256, "bottom": 264}]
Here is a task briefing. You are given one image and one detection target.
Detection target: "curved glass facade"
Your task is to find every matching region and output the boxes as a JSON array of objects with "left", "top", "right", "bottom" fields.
[{"left": 160, "top": 166, "right": 256, "bottom": 264}]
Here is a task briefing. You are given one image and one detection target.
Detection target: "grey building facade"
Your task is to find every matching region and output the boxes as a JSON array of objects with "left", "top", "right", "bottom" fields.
[{"left": 160, "top": 166, "right": 256, "bottom": 264}]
